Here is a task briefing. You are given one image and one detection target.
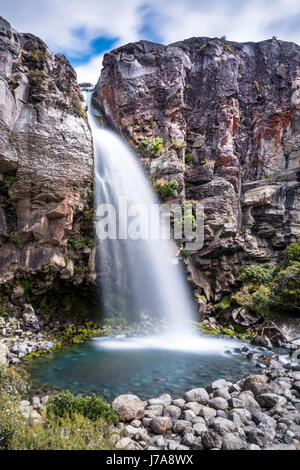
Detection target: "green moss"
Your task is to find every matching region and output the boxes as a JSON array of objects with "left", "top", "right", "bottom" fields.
[{"left": 215, "top": 294, "right": 232, "bottom": 311}]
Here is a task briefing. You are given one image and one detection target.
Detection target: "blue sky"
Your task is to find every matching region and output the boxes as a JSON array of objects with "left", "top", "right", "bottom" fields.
[{"left": 1, "top": 0, "right": 300, "bottom": 83}]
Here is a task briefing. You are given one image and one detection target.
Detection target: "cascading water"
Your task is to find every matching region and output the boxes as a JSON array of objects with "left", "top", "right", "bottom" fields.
[
  {"left": 27, "top": 95, "right": 263, "bottom": 396},
  {"left": 84, "top": 90, "right": 195, "bottom": 338}
]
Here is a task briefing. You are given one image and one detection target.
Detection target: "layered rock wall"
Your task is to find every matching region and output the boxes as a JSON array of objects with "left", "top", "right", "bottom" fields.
[
  {"left": 0, "top": 17, "right": 95, "bottom": 316},
  {"left": 95, "top": 37, "right": 300, "bottom": 302}
]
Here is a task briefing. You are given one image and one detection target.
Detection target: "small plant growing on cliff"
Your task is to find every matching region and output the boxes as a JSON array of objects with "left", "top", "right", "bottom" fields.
[
  {"left": 185, "top": 153, "right": 193, "bottom": 165},
  {"left": 3, "top": 175, "right": 16, "bottom": 190},
  {"left": 9, "top": 232, "right": 20, "bottom": 246},
  {"left": 30, "top": 47, "right": 47, "bottom": 65},
  {"left": 28, "top": 70, "right": 44, "bottom": 85},
  {"left": 175, "top": 208, "right": 196, "bottom": 233},
  {"left": 159, "top": 180, "right": 179, "bottom": 198},
  {"left": 171, "top": 139, "right": 186, "bottom": 150},
  {"left": 0, "top": 307, "right": 9, "bottom": 318},
  {"left": 68, "top": 235, "right": 86, "bottom": 250},
  {"left": 137, "top": 137, "right": 153, "bottom": 153},
  {"left": 151, "top": 137, "right": 164, "bottom": 156}
]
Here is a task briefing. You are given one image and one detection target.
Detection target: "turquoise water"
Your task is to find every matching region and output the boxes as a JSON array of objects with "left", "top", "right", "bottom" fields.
[{"left": 27, "top": 335, "right": 260, "bottom": 400}]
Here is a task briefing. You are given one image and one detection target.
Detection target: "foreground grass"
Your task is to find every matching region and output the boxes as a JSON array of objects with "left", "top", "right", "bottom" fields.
[{"left": 0, "top": 366, "right": 118, "bottom": 450}]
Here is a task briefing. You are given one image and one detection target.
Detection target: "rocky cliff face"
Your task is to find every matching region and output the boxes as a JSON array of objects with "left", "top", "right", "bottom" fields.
[
  {"left": 95, "top": 37, "right": 300, "bottom": 303},
  {"left": 0, "top": 17, "right": 95, "bottom": 318}
]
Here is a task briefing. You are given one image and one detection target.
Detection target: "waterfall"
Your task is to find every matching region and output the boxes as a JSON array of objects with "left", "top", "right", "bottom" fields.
[{"left": 84, "top": 91, "right": 195, "bottom": 336}]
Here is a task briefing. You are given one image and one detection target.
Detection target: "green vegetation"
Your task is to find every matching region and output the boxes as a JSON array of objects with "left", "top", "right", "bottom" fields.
[
  {"left": 171, "top": 139, "right": 186, "bottom": 150},
  {"left": 185, "top": 153, "right": 194, "bottom": 165},
  {"left": 68, "top": 235, "right": 95, "bottom": 250},
  {"left": 72, "top": 95, "right": 87, "bottom": 119},
  {"left": 0, "top": 367, "right": 116, "bottom": 450},
  {"left": 30, "top": 47, "right": 47, "bottom": 65},
  {"left": 151, "top": 137, "right": 164, "bottom": 156},
  {"left": 0, "top": 307, "right": 10, "bottom": 318},
  {"left": 230, "top": 243, "right": 300, "bottom": 318},
  {"left": 64, "top": 326, "right": 98, "bottom": 344},
  {"left": 9, "top": 232, "right": 20, "bottom": 246},
  {"left": 137, "top": 137, "right": 154, "bottom": 153},
  {"left": 137, "top": 136, "right": 164, "bottom": 156},
  {"left": 28, "top": 70, "right": 44, "bottom": 85},
  {"left": 159, "top": 179, "right": 179, "bottom": 198},
  {"left": 174, "top": 208, "right": 196, "bottom": 233},
  {"left": 46, "top": 390, "right": 118, "bottom": 425},
  {"left": 238, "top": 264, "right": 274, "bottom": 285},
  {"left": 3, "top": 175, "right": 16, "bottom": 190}
]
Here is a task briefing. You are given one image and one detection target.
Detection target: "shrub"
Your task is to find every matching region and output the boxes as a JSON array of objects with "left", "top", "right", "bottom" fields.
[
  {"left": 0, "top": 366, "right": 28, "bottom": 397},
  {"left": 0, "top": 393, "right": 26, "bottom": 450},
  {"left": 12, "top": 412, "right": 114, "bottom": 450},
  {"left": 30, "top": 48, "right": 47, "bottom": 64},
  {"left": 69, "top": 235, "right": 89, "bottom": 250},
  {"left": 3, "top": 175, "right": 16, "bottom": 189},
  {"left": 174, "top": 208, "right": 196, "bottom": 233},
  {"left": 185, "top": 153, "right": 193, "bottom": 165},
  {"left": 28, "top": 70, "right": 44, "bottom": 85},
  {"left": 273, "top": 262, "right": 300, "bottom": 312},
  {"left": 239, "top": 264, "right": 274, "bottom": 285},
  {"left": 151, "top": 137, "right": 164, "bottom": 156},
  {"left": 46, "top": 390, "right": 118, "bottom": 425},
  {"left": 159, "top": 180, "right": 178, "bottom": 198},
  {"left": 250, "top": 286, "right": 273, "bottom": 318},
  {"left": 137, "top": 137, "right": 153, "bottom": 153},
  {"left": 171, "top": 139, "right": 186, "bottom": 149},
  {"left": 0, "top": 308, "right": 9, "bottom": 318},
  {"left": 285, "top": 243, "right": 300, "bottom": 263}
]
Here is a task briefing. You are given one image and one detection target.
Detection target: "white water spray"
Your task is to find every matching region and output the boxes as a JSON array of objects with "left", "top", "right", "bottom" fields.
[{"left": 84, "top": 91, "right": 195, "bottom": 338}]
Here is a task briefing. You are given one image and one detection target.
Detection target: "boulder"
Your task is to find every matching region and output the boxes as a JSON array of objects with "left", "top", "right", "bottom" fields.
[
  {"left": 222, "top": 432, "right": 247, "bottom": 450},
  {"left": 22, "top": 304, "right": 39, "bottom": 330},
  {"left": 150, "top": 416, "right": 172, "bottom": 434},
  {"left": 184, "top": 387, "right": 209, "bottom": 404},
  {"left": 208, "top": 397, "right": 228, "bottom": 411},
  {"left": 241, "top": 375, "right": 268, "bottom": 395},
  {"left": 111, "top": 394, "right": 145, "bottom": 421}
]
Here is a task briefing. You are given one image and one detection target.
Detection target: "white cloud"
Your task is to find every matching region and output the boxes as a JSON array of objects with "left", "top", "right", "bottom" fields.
[
  {"left": 75, "top": 53, "right": 104, "bottom": 84},
  {"left": 1, "top": 0, "right": 143, "bottom": 55},
  {"left": 2, "top": 0, "right": 300, "bottom": 84}
]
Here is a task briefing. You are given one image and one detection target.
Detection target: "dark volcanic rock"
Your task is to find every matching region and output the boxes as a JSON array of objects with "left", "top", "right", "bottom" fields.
[{"left": 95, "top": 37, "right": 300, "bottom": 301}]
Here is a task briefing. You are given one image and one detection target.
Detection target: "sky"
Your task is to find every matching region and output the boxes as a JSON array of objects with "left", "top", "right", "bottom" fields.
[{"left": 1, "top": 0, "right": 300, "bottom": 84}]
